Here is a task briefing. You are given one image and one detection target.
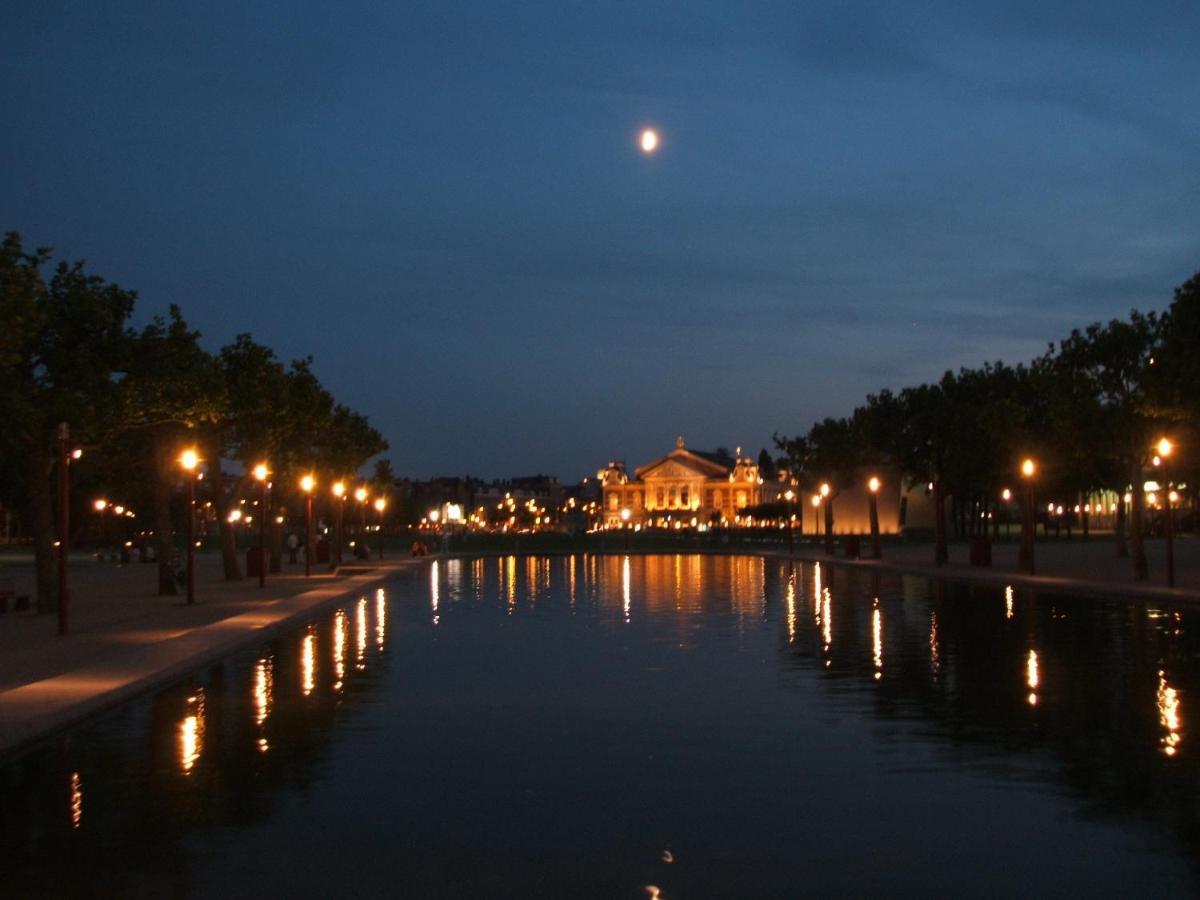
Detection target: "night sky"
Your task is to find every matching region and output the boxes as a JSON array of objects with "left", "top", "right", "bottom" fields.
[{"left": 4, "top": 2, "right": 1198, "bottom": 480}]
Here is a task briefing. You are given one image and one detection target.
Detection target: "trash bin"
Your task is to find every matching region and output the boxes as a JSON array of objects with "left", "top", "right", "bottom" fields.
[
  {"left": 246, "top": 546, "right": 266, "bottom": 577},
  {"left": 844, "top": 535, "right": 861, "bottom": 558},
  {"left": 315, "top": 538, "right": 331, "bottom": 564},
  {"left": 970, "top": 537, "right": 992, "bottom": 566}
]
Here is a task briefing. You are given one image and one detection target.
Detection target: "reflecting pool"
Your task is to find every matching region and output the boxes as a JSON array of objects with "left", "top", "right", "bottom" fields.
[{"left": 2, "top": 555, "right": 1198, "bottom": 897}]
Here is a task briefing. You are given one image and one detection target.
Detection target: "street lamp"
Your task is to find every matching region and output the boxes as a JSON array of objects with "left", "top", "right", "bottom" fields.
[
  {"left": 1156, "top": 438, "right": 1175, "bottom": 588},
  {"left": 93, "top": 498, "right": 108, "bottom": 552},
  {"left": 867, "top": 476, "right": 882, "bottom": 560},
  {"left": 783, "top": 489, "right": 795, "bottom": 555},
  {"left": 300, "top": 474, "right": 315, "bottom": 577},
  {"left": 355, "top": 486, "right": 368, "bottom": 543},
  {"left": 1019, "top": 458, "right": 1036, "bottom": 575},
  {"left": 819, "top": 483, "right": 833, "bottom": 556},
  {"left": 180, "top": 448, "right": 200, "bottom": 605},
  {"left": 332, "top": 481, "right": 346, "bottom": 567},
  {"left": 374, "top": 497, "right": 387, "bottom": 560},
  {"left": 55, "top": 424, "right": 81, "bottom": 634},
  {"left": 253, "top": 463, "right": 269, "bottom": 588}
]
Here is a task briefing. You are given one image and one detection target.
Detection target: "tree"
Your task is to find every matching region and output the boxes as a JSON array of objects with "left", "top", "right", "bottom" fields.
[
  {"left": 0, "top": 234, "right": 135, "bottom": 610},
  {"left": 119, "top": 307, "right": 224, "bottom": 593}
]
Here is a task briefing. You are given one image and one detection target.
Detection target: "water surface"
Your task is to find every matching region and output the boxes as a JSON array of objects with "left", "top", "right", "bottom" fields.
[{"left": 1, "top": 554, "right": 1197, "bottom": 897}]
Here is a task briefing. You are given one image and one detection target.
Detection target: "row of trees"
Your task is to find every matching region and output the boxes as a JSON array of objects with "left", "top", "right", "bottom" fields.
[
  {"left": 1, "top": 232, "right": 389, "bottom": 609},
  {"left": 776, "top": 271, "right": 1200, "bottom": 580}
]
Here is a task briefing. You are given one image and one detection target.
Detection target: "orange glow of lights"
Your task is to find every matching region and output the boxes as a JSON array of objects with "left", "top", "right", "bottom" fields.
[
  {"left": 1021, "top": 458, "right": 1035, "bottom": 478},
  {"left": 333, "top": 608, "right": 347, "bottom": 690},
  {"left": 355, "top": 487, "right": 368, "bottom": 503},
  {"left": 1027, "top": 649, "right": 1039, "bottom": 706},
  {"left": 179, "top": 692, "right": 204, "bottom": 774},
  {"left": 70, "top": 772, "right": 82, "bottom": 829},
  {"left": 872, "top": 601, "right": 883, "bottom": 680},
  {"left": 302, "top": 629, "right": 316, "bottom": 696},
  {"left": 254, "top": 657, "right": 273, "bottom": 727},
  {"left": 356, "top": 596, "right": 368, "bottom": 668},
  {"left": 1159, "top": 670, "right": 1182, "bottom": 757},
  {"left": 180, "top": 449, "right": 199, "bottom": 471},
  {"left": 253, "top": 463, "right": 269, "bottom": 482},
  {"left": 639, "top": 128, "right": 659, "bottom": 153},
  {"left": 868, "top": 477, "right": 881, "bottom": 493},
  {"left": 300, "top": 474, "right": 315, "bottom": 493}
]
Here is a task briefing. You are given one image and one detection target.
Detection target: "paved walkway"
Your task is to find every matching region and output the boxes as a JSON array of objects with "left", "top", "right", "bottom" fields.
[
  {"left": 784, "top": 534, "right": 1200, "bottom": 602},
  {"left": 0, "top": 552, "right": 417, "bottom": 758}
]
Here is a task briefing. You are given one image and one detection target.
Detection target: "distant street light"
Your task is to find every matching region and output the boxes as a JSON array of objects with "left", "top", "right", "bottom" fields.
[
  {"left": 374, "top": 497, "right": 387, "bottom": 560},
  {"left": 819, "top": 483, "right": 833, "bottom": 556},
  {"left": 180, "top": 448, "right": 200, "bottom": 605},
  {"left": 1019, "top": 458, "right": 1036, "bottom": 575},
  {"left": 332, "top": 481, "right": 346, "bottom": 568},
  {"left": 253, "top": 463, "right": 269, "bottom": 588},
  {"left": 57, "top": 422, "right": 79, "bottom": 635},
  {"left": 300, "top": 474, "right": 315, "bottom": 577},
  {"left": 867, "top": 477, "right": 882, "bottom": 560},
  {"left": 1156, "top": 438, "right": 1176, "bottom": 588},
  {"left": 355, "top": 486, "right": 368, "bottom": 544},
  {"left": 783, "top": 489, "right": 795, "bottom": 555}
]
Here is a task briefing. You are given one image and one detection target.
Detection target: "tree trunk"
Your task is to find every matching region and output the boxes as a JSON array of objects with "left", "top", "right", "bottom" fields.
[
  {"left": 152, "top": 433, "right": 179, "bottom": 595},
  {"left": 1130, "top": 464, "right": 1148, "bottom": 581},
  {"left": 934, "top": 475, "right": 948, "bottom": 567},
  {"left": 269, "top": 505, "right": 283, "bottom": 573},
  {"left": 25, "top": 444, "right": 58, "bottom": 613},
  {"left": 209, "top": 464, "right": 244, "bottom": 581},
  {"left": 1115, "top": 490, "right": 1128, "bottom": 557}
]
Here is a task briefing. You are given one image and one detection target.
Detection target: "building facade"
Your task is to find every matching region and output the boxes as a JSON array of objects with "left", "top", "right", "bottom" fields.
[{"left": 599, "top": 437, "right": 764, "bottom": 527}]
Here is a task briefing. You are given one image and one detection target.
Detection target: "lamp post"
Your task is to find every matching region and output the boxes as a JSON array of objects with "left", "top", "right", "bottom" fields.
[
  {"left": 93, "top": 499, "right": 108, "bottom": 551},
  {"left": 57, "top": 423, "right": 80, "bottom": 635},
  {"left": 332, "top": 481, "right": 345, "bottom": 568},
  {"left": 867, "top": 477, "right": 882, "bottom": 560},
  {"left": 180, "top": 448, "right": 200, "bottom": 605},
  {"left": 300, "top": 475, "right": 315, "bottom": 577},
  {"left": 783, "top": 489, "right": 795, "bottom": 555},
  {"left": 1019, "top": 458, "right": 1036, "bottom": 575},
  {"left": 355, "top": 487, "right": 368, "bottom": 545},
  {"left": 253, "top": 463, "right": 269, "bottom": 588},
  {"left": 819, "top": 483, "right": 833, "bottom": 556},
  {"left": 620, "top": 507, "right": 632, "bottom": 551},
  {"left": 1001, "top": 488, "right": 1012, "bottom": 539},
  {"left": 1157, "top": 437, "right": 1175, "bottom": 588},
  {"left": 374, "top": 497, "right": 387, "bottom": 560}
]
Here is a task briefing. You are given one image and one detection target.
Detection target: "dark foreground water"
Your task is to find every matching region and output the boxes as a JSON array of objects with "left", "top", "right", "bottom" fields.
[{"left": 2, "top": 554, "right": 1198, "bottom": 898}]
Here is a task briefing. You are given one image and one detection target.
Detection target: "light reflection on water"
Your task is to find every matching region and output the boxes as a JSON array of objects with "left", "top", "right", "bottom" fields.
[{"left": 2, "top": 556, "right": 1198, "bottom": 898}]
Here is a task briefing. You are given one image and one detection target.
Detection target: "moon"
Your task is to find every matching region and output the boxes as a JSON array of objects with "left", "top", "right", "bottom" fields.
[{"left": 639, "top": 128, "right": 659, "bottom": 154}]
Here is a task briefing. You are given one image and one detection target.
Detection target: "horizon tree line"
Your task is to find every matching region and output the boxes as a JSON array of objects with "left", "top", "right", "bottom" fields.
[
  {"left": 1, "top": 232, "right": 392, "bottom": 610},
  {"left": 775, "top": 271, "right": 1200, "bottom": 581}
]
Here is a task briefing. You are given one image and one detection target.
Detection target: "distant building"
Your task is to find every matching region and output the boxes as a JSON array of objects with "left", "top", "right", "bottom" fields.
[{"left": 599, "top": 436, "right": 764, "bottom": 527}]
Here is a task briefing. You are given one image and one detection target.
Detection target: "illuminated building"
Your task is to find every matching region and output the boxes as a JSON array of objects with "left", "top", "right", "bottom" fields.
[{"left": 599, "top": 437, "right": 762, "bottom": 527}]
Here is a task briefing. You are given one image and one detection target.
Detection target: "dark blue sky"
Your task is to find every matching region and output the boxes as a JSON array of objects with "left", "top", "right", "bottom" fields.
[{"left": 4, "top": 2, "right": 1198, "bottom": 479}]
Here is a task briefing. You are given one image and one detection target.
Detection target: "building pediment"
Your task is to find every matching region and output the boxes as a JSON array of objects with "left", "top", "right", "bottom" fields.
[{"left": 635, "top": 450, "right": 731, "bottom": 481}]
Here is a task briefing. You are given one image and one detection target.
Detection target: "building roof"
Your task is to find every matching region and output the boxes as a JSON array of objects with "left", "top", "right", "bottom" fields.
[{"left": 633, "top": 444, "right": 735, "bottom": 480}]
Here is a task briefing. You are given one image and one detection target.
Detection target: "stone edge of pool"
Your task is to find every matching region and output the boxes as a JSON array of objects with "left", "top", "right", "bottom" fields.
[{"left": 2, "top": 548, "right": 1196, "bottom": 763}]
